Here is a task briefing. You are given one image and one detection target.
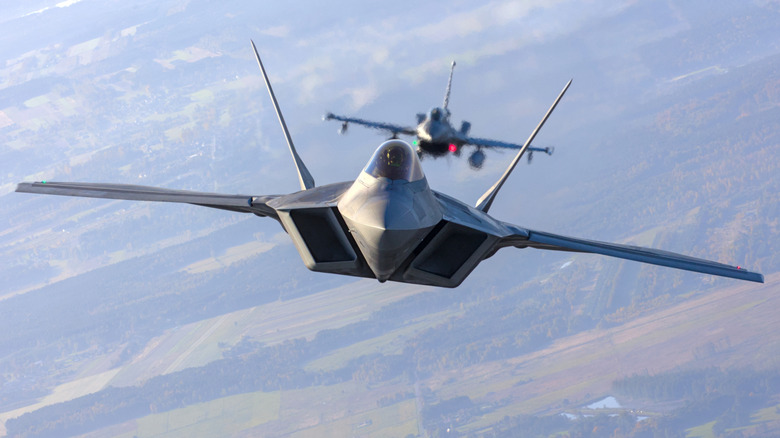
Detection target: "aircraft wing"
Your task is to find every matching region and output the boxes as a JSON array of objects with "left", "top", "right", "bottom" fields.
[
  {"left": 324, "top": 113, "right": 416, "bottom": 136},
  {"left": 16, "top": 181, "right": 279, "bottom": 219},
  {"left": 464, "top": 136, "right": 549, "bottom": 153},
  {"left": 498, "top": 224, "right": 764, "bottom": 283}
]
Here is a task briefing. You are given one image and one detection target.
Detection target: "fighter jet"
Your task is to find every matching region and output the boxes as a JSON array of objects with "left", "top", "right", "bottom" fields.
[
  {"left": 324, "top": 61, "right": 554, "bottom": 169},
  {"left": 16, "top": 41, "right": 764, "bottom": 288}
]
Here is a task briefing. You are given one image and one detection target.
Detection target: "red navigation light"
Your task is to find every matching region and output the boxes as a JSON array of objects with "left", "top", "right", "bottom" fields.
[{"left": 448, "top": 143, "right": 457, "bottom": 152}]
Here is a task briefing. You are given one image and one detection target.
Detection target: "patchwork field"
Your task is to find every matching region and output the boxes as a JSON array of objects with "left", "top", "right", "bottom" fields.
[
  {"left": 109, "top": 278, "right": 430, "bottom": 387},
  {"left": 433, "top": 273, "right": 780, "bottom": 434},
  {"left": 60, "top": 272, "right": 778, "bottom": 437}
]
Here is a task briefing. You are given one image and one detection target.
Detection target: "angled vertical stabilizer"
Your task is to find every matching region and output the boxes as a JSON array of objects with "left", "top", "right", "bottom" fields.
[
  {"left": 475, "top": 79, "right": 571, "bottom": 213},
  {"left": 443, "top": 61, "right": 456, "bottom": 111},
  {"left": 251, "top": 40, "right": 315, "bottom": 191}
]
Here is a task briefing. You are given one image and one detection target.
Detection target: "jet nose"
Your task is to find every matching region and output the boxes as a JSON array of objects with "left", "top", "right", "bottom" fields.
[
  {"left": 417, "top": 121, "right": 433, "bottom": 142},
  {"left": 351, "top": 225, "right": 427, "bottom": 281},
  {"left": 419, "top": 121, "right": 448, "bottom": 143},
  {"left": 428, "top": 123, "right": 447, "bottom": 142},
  {"left": 341, "top": 189, "right": 436, "bottom": 282}
]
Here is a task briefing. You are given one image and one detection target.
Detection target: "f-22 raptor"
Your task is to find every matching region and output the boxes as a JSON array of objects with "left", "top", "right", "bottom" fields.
[
  {"left": 324, "top": 61, "right": 554, "bottom": 169},
  {"left": 16, "top": 41, "right": 764, "bottom": 288}
]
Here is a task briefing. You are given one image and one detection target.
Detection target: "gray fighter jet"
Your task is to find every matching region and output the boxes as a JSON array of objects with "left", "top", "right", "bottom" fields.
[
  {"left": 16, "top": 41, "right": 764, "bottom": 288},
  {"left": 324, "top": 61, "right": 553, "bottom": 169}
]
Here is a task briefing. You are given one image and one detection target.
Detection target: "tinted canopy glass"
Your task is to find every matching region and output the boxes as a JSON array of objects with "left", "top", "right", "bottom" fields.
[{"left": 364, "top": 140, "right": 424, "bottom": 182}]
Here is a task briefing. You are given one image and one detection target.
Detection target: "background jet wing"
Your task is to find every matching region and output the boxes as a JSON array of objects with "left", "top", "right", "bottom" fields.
[
  {"left": 464, "top": 136, "right": 549, "bottom": 153},
  {"left": 498, "top": 224, "right": 764, "bottom": 283},
  {"left": 16, "top": 181, "right": 279, "bottom": 218},
  {"left": 324, "top": 113, "right": 416, "bottom": 136}
]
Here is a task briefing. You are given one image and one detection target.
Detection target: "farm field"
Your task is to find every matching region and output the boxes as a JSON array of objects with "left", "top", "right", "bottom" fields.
[{"left": 69, "top": 272, "right": 780, "bottom": 437}]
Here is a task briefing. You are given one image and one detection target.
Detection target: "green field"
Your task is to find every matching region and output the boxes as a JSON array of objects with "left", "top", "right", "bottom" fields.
[
  {"left": 288, "top": 399, "right": 418, "bottom": 438},
  {"left": 685, "top": 401, "right": 780, "bottom": 438},
  {"left": 107, "top": 279, "right": 429, "bottom": 387},
  {"left": 117, "top": 391, "right": 280, "bottom": 438},
  {"left": 304, "top": 309, "right": 462, "bottom": 372}
]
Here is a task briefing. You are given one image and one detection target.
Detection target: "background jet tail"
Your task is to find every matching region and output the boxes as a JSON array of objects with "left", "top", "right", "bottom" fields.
[{"left": 442, "top": 61, "right": 456, "bottom": 112}]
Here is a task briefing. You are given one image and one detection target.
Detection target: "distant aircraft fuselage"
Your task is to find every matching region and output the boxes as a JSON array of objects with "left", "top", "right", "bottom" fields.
[{"left": 325, "top": 61, "right": 554, "bottom": 169}]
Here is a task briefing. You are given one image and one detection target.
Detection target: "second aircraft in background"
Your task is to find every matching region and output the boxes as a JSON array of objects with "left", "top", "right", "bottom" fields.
[{"left": 324, "top": 61, "right": 554, "bottom": 169}]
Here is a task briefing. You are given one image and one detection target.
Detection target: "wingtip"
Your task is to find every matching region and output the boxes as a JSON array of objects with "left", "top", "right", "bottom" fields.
[
  {"left": 15, "top": 180, "right": 56, "bottom": 194},
  {"left": 737, "top": 265, "right": 764, "bottom": 283}
]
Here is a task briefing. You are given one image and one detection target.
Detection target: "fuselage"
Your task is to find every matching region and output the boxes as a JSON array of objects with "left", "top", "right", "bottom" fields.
[
  {"left": 269, "top": 139, "right": 506, "bottom": 287},
  {"left": 414, "top": 107, "right": 464, "bottom": 157},
  {"left": 338, "top": 140, "right": 442, "bottom": 280}
]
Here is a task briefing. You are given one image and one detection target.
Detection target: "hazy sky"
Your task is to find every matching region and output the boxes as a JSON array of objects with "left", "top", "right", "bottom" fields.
[{"left": 1, "top": 0, "right": 777, "bottom": 278}]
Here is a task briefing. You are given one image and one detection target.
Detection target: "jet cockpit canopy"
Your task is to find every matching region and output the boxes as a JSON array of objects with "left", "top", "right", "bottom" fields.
[{"left": 363, "top": 140, "right": 424, "bottom": 182}]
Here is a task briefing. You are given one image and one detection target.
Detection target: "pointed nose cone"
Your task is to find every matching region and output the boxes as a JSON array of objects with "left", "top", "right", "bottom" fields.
[
  {"left": 418, "top": 119, "right": 447, "bottom": 143},
  {"left": 345, "top": 191, "right": 433, "bottom": 281},
  {"left": 338, "top": 140, "right": 441, "bottom": 282},
  {"left": 428, "top": 121, "right": 448, "bottom": 143}
]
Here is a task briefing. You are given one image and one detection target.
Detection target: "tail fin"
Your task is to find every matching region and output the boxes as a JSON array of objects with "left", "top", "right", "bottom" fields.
[
  {"left": 475, "top": 79, "right": 571, "bottom": 213},
  {"left": 250, "top": 40, "right": 315, "bottom": 191},
  {"left": 442, "top": 61, "right": 456, "bottom": 111}
]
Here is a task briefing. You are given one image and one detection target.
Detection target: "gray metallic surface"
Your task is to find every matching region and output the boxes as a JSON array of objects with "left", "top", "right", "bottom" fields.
[
  {"left": 323, "top": 113, "right": 416, "bottom": 136},
  {"left": 15, "top": 181, "right": 279, "bottom": 218},
  {"left": 496, "top": 226, "right": 764, "bottom": 283},
  {"left": 465, "top": 136, "right": 554, "bottom": 154},
  {"left": 250, "top": 40, "right": 315, "bottom": 191},
  {"left": 267, "top": 181, "right": 350, "bottom": 211},
  {"left": 416, "top": 116, "right": 451, "bottom": 143},
  {"left": 338, "top": 141, "right": 442, "bottom": 281}
]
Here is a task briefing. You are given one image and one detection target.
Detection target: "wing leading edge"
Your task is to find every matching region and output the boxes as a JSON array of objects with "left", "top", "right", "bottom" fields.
[
  {"left": 324, "top": 113, "right": 416, "bottom": 136},
  {"left": 465, "top": 136, "right": 550, "bottom": 154},
  {"left": 499, "top": 225, "right": 764, "bottom": 283},
  {"left": 16, "top": 181, "right": 279, "bottom": 218}
]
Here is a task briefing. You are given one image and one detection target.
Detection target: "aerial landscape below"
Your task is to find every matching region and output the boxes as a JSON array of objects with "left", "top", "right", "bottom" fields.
[{"left": 0, "top": 0, "right": 779, "bottom": 437}]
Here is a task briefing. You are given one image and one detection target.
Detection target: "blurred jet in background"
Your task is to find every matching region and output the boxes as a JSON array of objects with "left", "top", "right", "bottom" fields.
[{"left": 325, "top": 61, "right": 554, "bottom": 169}]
